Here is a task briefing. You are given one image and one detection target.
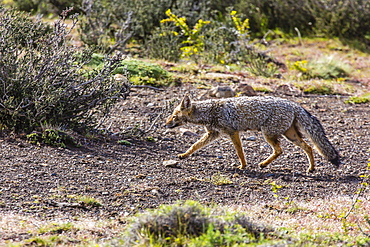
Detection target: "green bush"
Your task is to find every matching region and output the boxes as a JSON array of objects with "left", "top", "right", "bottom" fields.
[
  {"left": 291, "top": 56, "right": 352, "bottom": 80},
  {"left": 0, "top": 7, "right": 130, "bottom": 133},
  {"left": 26, "top": 129, "right": 79, "bottom": 148},
  {"left": 145, "top": 23, "right": 183, "bottom": 62},
  {"left": 9, "top": 0, "right": 370, "bottom": 50},
  {"left": 78, "top": 0, "right": 133, "bottom": 54},
  {"left": 122, "top": 200, "right": 273, "bottom": 246},
  {"left": 147, "top": 9, "right": 281, "bottom": 77},
  {"left": 12, "top": 0, "right": 82, "bottom": 15}
]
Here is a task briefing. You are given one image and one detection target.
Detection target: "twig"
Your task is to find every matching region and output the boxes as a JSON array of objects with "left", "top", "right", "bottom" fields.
[
  {"left": 131, "top": 85, "right": 165, "bottom": 91},
  {"left": 46, "top": 200, "right": 88, "bottom": 209},
  {"left": 343, "top": 186, "right": 365, "bottom": 219},
  {"left": 356, "top": 217, "right": 370, "bottom": 237},
  {"left": 294, "top": 27, "right": 304, "bottom": 47}
]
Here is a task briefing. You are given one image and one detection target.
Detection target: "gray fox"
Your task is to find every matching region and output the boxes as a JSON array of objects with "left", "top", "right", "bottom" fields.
[{"left": 165, "top": 94, "right": 340, "bottom": 172}]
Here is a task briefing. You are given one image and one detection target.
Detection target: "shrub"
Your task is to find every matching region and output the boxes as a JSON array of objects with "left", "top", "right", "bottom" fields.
[
  {"left": 78, "top": 0, "right": 133, "bottom": 54},
  {"left": 0, "top": 7, "right": 130, "bottom": 133},
  {"left": 12, "top": 0, "right": 82, "bottom": 15},
  {"left": 122, "top": 200, "right": 272, "bottom": 246},
  {"left": 307, "top": 56, "right": 352, "bottom": 79},
  {"left": 145, "top": 23, "right": 183, "bottom": 62},
  {"left": 9, "top": 0, "right": 370, "bottom": 50},
  {"left": 148, "top": 9, "right": 282, "bottom": 77},
  {"left": 291, "top": 56, "right": 352, "bottom": 80},
  {"left": 26, "top": 129, "right": 79, "bottom": 148}
]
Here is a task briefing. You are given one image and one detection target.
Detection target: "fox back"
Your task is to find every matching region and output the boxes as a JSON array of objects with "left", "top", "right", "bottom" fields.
[{"left": 166, "top": 96, "right": 298, "bottom": 136}]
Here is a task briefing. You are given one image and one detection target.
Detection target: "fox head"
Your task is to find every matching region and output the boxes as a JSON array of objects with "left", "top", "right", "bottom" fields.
[{"left": 165, "top": 94, "right": 193, "bottom": 128}]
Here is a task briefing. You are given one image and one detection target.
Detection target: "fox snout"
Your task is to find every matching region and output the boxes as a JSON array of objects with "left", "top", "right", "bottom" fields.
[{"left": 165, "top": 116, "right": 182, "bottom": 128}]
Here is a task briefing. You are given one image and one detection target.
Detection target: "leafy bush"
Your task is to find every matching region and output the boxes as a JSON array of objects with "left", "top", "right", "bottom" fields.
[
  {"left": 0, "top": 7, "right": 130, "bottom": 133},
  {"left": 122, "top": 200, "right": 272, "bottom": 246},
  {"left": 26, "top": 129, "right": 79, "bottom": 148},
  {"left": 9, "top": 0, "right": 370, "bottom": 50},
  {"left": 145, "top": 23, "right": 183, "bottom": 62},
  {"left": 292, "top": 56, "right": 352, "bottom": 80},
  {"left": 78, "top": 0, "right": 133, "bottom": 54},
  {"left": 149, "top": 9, "right": 281, "bottom": 77},
  {"left": 12, "top": 0, "right": 82, "bottom": 15}
]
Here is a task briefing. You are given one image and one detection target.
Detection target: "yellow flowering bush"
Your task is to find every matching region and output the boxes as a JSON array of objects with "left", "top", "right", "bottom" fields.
[
  {"left": 230, "top": 10, "right": 250, "bottom": 37},
  {"left": 161, "top": 9, "right": 210, "bottom": 60}
]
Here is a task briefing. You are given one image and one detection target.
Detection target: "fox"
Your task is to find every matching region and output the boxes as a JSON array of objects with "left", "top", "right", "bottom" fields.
[{"left": 165, "top": 94, "right": 340, "bottom": 172}]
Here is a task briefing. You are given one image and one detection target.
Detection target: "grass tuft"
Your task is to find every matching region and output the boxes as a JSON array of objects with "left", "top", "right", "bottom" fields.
[{"left": 121, "top": 200, "right": 273, "bottom": 246}]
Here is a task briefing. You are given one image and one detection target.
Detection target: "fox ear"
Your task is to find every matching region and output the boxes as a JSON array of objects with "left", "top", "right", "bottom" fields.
[{"left": 180, "top": 94, "right": 192, "bottom": 110}]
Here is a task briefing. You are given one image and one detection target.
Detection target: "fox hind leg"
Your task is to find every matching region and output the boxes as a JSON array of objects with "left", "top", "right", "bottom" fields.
[
  {"left": 259, "top": 134, "right": 283, "bottom": 169},
  {"left": 284, "top": 125, "right": 315, "bottom": 173},
  {"left": 179, "top": 129, "right": 220, "bottom": 159}
]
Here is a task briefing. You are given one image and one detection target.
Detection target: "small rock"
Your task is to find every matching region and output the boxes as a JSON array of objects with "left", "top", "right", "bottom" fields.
[
  {"left": 275, "top": 84, "right": 301, "bottom": 96},
  {"left": 179, "top": 128, "right": 198, "bottom": 136},
  {"left": 246, "top": 136, "right": 257, "bottom": 141},
  {"left": 234, "top": 83, "right": 257, "bottom": 96},
  {"left": 135, "top": 174, "right": 146, "bottom": 179},
  {"left": 208, "top": 86, "right": 235, "bottom": 98},
  {"left": 163, "top": 160, "right": 179, "bottom": 168}
]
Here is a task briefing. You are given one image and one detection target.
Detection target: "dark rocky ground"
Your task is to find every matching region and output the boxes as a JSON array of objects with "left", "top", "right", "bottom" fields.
[{"left": 0, "top": 85, "right": 369, "bottom": 224}]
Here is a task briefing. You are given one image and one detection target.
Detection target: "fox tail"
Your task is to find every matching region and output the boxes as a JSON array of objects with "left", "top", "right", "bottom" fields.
[{"left": 295, "top": 107, "right": 340, "bottom": 166}]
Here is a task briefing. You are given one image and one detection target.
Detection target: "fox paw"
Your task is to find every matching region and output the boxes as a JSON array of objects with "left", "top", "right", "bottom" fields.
[
  {"left": 306, "top": 167, "right": 315, "bottom": 173},
  {"left": 258, "top": 163, "right": 268, "bottom": 169},
  {"left": 178, "top": 153, "right": 188, "bottom": 159}
]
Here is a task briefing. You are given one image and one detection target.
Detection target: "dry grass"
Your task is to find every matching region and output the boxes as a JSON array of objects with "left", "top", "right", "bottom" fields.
[
  {"left": 1, "top": 195, "right": 369, "bottom": 246},
  {"left": 0, "top": 214, "right": 126, "bottom": 246},
  {"left": 232, "top": 194, "right": 370, "bottom": 243}
]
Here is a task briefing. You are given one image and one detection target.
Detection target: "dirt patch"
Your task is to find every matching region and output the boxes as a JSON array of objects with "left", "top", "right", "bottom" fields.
[{"left": 0, "top": 85, "right": 369, "bottom": 224}]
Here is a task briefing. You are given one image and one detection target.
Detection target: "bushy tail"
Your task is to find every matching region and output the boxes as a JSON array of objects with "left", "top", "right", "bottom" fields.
[{"left": 295, "top": 107, "right": 340, "bottom": 166}]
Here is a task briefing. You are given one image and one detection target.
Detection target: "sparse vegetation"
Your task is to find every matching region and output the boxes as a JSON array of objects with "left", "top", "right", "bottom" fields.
[
  {"left": 209, "top": 172, "right": 233, "bottom": 186},
  {"left": 117, "top": 59, "right": 172, "bottom": 86},
  {"left": 345, "top": 93, "right": 370, "bottom": 104},
  {"left": 77, "top": 195, "right": 102, "bottom": 207},
  {"left": 26, "top": 129, "right": 79, "bottom": 148},
  {"left": 291, "top": 56, "right": 352, "bottom": 80},
  {"left": 0, "top": 1, "right": 370, "bottom": 247}
]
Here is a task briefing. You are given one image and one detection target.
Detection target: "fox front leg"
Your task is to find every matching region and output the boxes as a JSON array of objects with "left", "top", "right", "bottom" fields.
[
  {"left": 178, "top": 129, "right": 220, "bottom": 159},
  {"left": 228, "top": 131, "right": 247, "bottom": 169}
]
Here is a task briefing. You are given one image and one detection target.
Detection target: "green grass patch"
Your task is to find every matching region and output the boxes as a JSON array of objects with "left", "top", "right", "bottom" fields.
[
  {"left": 26, "top": 129, "right": 80, "bottom": 148},
  {"left": 87, "top": 55, "right": 173, "bottom": 87},
  {"left": 77, "top": 195, "right": 102, "bottom": 207},
  {"left": 115, "top": 59, "right": 172, "bottom": 87},
  {"left": 290, "top": 55, "right": 352, "bottom": 80},
  {"left": 121, "top": 200, "right": 276, "bottom": 246},
  {"left": 295, "top": 80, "right": 338, "bottom": 95},
  {"left": 345, "top": 93, "right": 370, "bottom": 104},
  {"left": 38, "top": 222, "right": 76, "bottom": 234},
  {"left": 208, "top": 172, "right": 233, "bottom": 186}
]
